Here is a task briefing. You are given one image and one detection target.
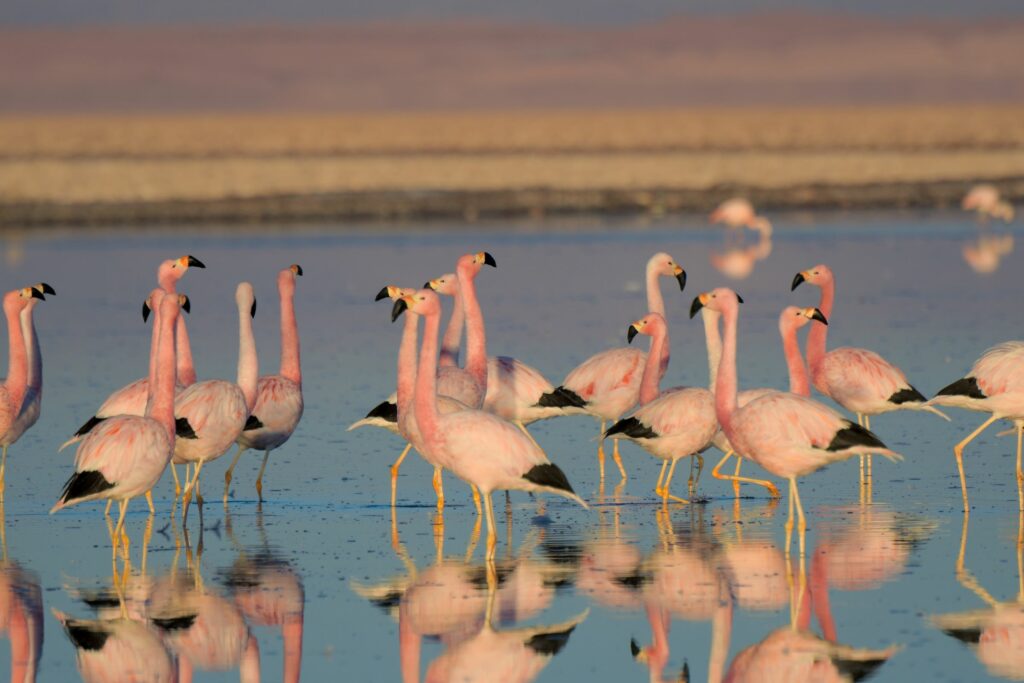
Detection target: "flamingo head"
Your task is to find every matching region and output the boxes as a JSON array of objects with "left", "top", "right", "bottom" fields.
[
  {"left": 425, "top": 273, "right": 458, "bottom": 297},
  {"left": 791, "top": 264, "right": 833, "bottom": 291},
  {"left": 374, "top": 285, "right": 414, "bottom": 302},
  {"left": 456, "top": 251, "right": 497, "bottom": 279},
  {"left": 648, "top": 252, "right": 687, "bottom": 291},
  {"left": 157, "top": 255, "right": 205, "bottom": 290},
  {"left": 277, "top": 264, "right": 302, "bottom": 296},
  {"left": 689, "top": 287, "right": 742, "bottom": 318},
  {"left": 627, "top": 312, "right": 667, "bottom": 344},
  {"left": 236, "top": 282, "right": 256, "bottom": 319},
  {"left": 391, "top": 288, "right": 441, "bottom": 322},
  {"left": 779, "top": 306, "right": 827, "bottom": 335},
  {"left": 4, "top": 286, "right": 44, "bottom": 316},
  {"left": 22, "top": 282, "right": 54, "bottom": 311}
]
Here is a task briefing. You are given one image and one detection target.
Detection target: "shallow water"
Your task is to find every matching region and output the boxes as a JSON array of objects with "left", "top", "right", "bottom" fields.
[{"left": 0, "top": 210, "right": 1022, "bottom": 681}]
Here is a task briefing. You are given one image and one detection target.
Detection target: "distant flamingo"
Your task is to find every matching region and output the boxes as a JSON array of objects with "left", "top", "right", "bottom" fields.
[
  {"left": 394, "top": 289, "right": 586, "bottom": 559},
  {"left": 223, "top": 265, "right": 304, "bottom": 503},
  {"left": 692, "top": 287, "right": 900, "bottom": 556},
  {"left": 930, "top": 341, "right": 1024, "bottom": 510},
  {"left": 792, "top": 264, "right": 947, "bottom": 482},
  {"left": 0, "top": 284, "right": 53, "bottom": 497},
  {"left": 553, "top": 252, "right": 686, "bottom": 481},
  {"left": 51, "top": 291, "right": 181, "bottom": 561},
  {"left": 963, "top": 183, "right": 1014, "bottom": 223},
  {"left": 710, "top": 197, "right": 773, "bottom": 236},
  {"left": 602, "top": 312, "right": 717, "bottom": 504},
  {"left": 174, "top": 283, "right": 259, "bottom": 520}
]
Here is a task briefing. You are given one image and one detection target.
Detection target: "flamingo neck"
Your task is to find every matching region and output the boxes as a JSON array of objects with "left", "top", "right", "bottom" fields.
[
  {"left": 439, "top": 288, "right": 463, "bottom": 369},
  {"left": 413, "top": 310, "right": 442, "bottom": 452},
  {"left": 3, "top": 304, "right": 28, "bottom": 412},
  {"left": 279, "top": 280, "right": 302, "bottom": 385},
  {"left": 645, "top": 262, "right": 666, "bottom": 317},
  {"left": 282, "top": 616, "right": 303, "bottom": 683},
  {"left": 707, "top": 589, "right": 733, "bottom": 683},
  {"left": 398, "top": 607, "right": 422, "bottom": 683},
  {"left": 458, "top": 267, "right": 487, "bottom": 393},
  {"left": 715, "top": 307, "right": 739, "bottom": 436},
  {"left": 702, "top": 308, "right": 722, "bottom": 391},
  {"left": 175, "top": 315, "right": 196, "bottom": 386},
  {"left": 146, "top": 304, "right": 161, "bottom": 390},
  {"left": 148, "top": 304, "right": 178, "bottom": 441},
  {"left": 645, "top": 605, "right": 671, "bottom": 679},
  {"left": 21, "top": 304, "right": 41, "bottom": 392},
  {"left": 237, "top": 305, "right": 259, "bottom": 412},
  {"left": 807, "top": 280, "right": 833, "bottom": 374},
  {"left": 639, "top": 325, "right": 668, "bottom": 406},
  {"left": 396, "top": 313, "right": 418, "bottom": 413},
  {"left": 781, "top": 323, "right": 811, "bottom": 397}
]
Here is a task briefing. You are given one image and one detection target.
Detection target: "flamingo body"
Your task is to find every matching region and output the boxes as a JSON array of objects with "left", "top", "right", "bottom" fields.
[
  {"left": 238, "top": 375, "right": 304, "bottom": 452},
  {"left": 814, "top": 347, "right": 927, "bottom": 415},
  {"left": 58, "top": 614, "right": 176, "bottom": 683},
  {"left": 174, "top": 380, "right": 248, "bottom": 465},
  {"left": 933, "top": 341, "right": 1024, "bottom": 418},
  {"left": 608, "top": 387, "right": 717, "bottom": 463},
  {"left": 562, "top": 347, "right": 647, "bottom": 421}
]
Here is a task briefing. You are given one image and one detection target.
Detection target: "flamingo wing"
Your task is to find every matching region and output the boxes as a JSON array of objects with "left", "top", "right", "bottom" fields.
[
  {"left": 972, "top": 341, "right": 1024, "bottom": 397},
  {"left": 820, "top": 347, "right": 919, "bottom": 409}
]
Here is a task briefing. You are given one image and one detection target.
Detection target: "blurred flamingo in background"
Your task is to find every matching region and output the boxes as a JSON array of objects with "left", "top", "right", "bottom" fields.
[
  {"left": 962, "top": 232, "right": 1014, "bottom": 274},
  {"left": 710, "top": 197, "right": 773, "bottom": 236},
  {"left": 963, "top": 184, "right": 1014, "bottom": 223}
]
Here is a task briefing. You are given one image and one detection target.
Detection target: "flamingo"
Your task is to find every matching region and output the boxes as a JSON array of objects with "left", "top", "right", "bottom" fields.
[
  {"left": 53, "top": 610, "right": 177, "bottom": 683},
  {"left": 963, "top": 183, "right": 1014, "bottom": 223},
  {"left": 553, "top": 252, "right": 686, "bottom": 481},
  {"left": 174, "top": 282, "right": 259, "bottom": 520},
  {"left": 393, "top": 288, "right": 586, "bottom": 559},
  {"left": 425, "top": 273, "right": 586, "bottom": 443},
  {"left": 223, "top": 264, "right": 304, "bottom": 503},
  {"left": 0, "top": 562, "right": 42, "bottom": 682},
  {"left": 710, "top": 197, "right": 772, "bottom": 236},
  {"left": 691, "top": 287, "right": 900, "bottom": 556},
  {"left": 51, "top": 291, "right": 181, "bottom": 562},
  {"left": 792, "top": 264, "right": 948, "bottom": 483},
  {"left": 64, "top": 255, "right": 203, "bottom": 447},
  {"left": 602, "top": 312, "right": 717, "bottom": 504},
  {"left": 0, "top": 283, "right": 53, "bottom": 498},
  {"left": 929, "top": 341, "right": 1024, "bottom": 510}
]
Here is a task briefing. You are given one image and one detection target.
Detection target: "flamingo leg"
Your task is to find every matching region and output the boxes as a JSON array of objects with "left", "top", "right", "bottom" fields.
[
  {"left": 733, "top": 456, "right": 742, "bottom": 497},
  {"left": 112, "top": 499, "right": 129, "bottom": 563},
  {"left": 516, "top": 422, "right": 542, "bottom": 450},
  {"left": 864, "top": 415, "right": 873, "bottom": 481},
  {"left": 145, "top": 490, "right": 155, "bottom": 514},
  {"left": 390, "top": 443, "right": 412, "bottom": 507},
  {"left": 658, "top": 459, "right": 690, "bottom": 505},
  {"left": 432, "top": 467, "right": 445, "bottom": 511},
  {"left": 471, "top": 485, "right": 482, "bottom": 515},
  {"left": 954, "top": 414, "right": 1000, "bottom": 511},
  {"left": 688, "top": 454, "right": 705, "bottom": 495},
  {"left": 711, "top": 450, "right": 780, "bottom": 498},
  {"left": 785, "top": 479, "right": 795, "bottom": 556},
  {"left": 597, "top": 420, "right": 607, "bottom": 481},
  {"left": 612, "top": 437, "right": 627, "bottom": 481},
  {"left": 105, "top": 499, "right": 112, "bottom": 515},
  {"left": 255, "top": 450, "right": 270, "bottom": 501},
  {"left": 0, "top": 445, "right": 6, "bottom": 499},
  {"left": 182, "top": 460, "right": 204, "bottom": 525},
  {"left": 654, "top": 460, "right": 669, "bottom": 492},
  {"left": 856, "top": 413, "right": 865, "bottom": 486},
  {"left": 171, "top": 463, "right": 182, "bottom": 498},
  {"left": 1017, "top": 424, "right": 1023, "bottom": 512},
  {"left": 223, "top": 445, "right": 246, "bottom": 504},
  {"left": 791, "top": 477, "right": 807, "bottom": 557},
  {"left": 483, "top": 492, "right": 498, "bottom": 561}
]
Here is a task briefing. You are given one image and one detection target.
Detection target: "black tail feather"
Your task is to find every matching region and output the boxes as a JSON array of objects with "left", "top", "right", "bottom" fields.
[
  {"left": 941, "top": 627, "right": 982, "bottom": 645},
  {"left": 364, "top": 400, "right": 398, "bottom": 423},
  {"left": 833, "top": 655, "right": 891, "bottom": 682},
  {"left": 175, "top": 417, "right": 198, "bottom": 439},
  {"left": 525, "top": 625, "right": 578, "bottom": 656},
  {"left": 523, "top": 463, "right": 577, "bottom": 496},
  {"left": 887, "top": 386, "right": 927, "bottom": 405},
  {"left": 59, "top": 470, "right": 115, "bottom": 505},
  {"left": 73, "top": 415, "right": 106, "bottom": 438},
  {"left": 826, "top": 423, "right": 887, "bottom": 452},
  {"left": 604, "top": 417, "right": 657, "bottom": 440},
  {"left": 152, "top": 614, "right": 198, "bottom": 632},
  {"left": 936, "top": 376, "right": 986, "bottom": 400},
  {"left": 243, "top": 415, "right": 263, "bottom": 431},
  {"left": 536, "top": 387, "right": 587, "bottom": 409},
  {"left": 64, "top": 623, "right": 109, "bottom": 651}
]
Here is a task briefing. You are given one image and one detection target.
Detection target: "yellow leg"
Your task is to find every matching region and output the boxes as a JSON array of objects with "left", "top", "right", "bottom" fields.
[
  {"left": 865, "top": 415, "right": 873, "bottom": 481},
  {"left": 785, "top": 479, "right": 795, "bottom": 556},
  {"left": 171, "top": 463, "right": 182, "bottom": 498},
  {"left": 224, "top": 445, "right": 246, "bottom": 504},
  {"left": 658, "top": 459, "right": 690, "bottom": 505},
  {"left": 471, "top": 485, "right": 482, "bottom": 515},
  {"left": 733, "top": 456, "right": 742, "bottom": 497},
  {"left": 654, "top": 460, "right": 669, "bottom": 492},
  {"left": 1017, "top": 424, "right": 1023, "bottom": 512},
  {"left": 255, "top": 450, "right": 270, "bottom": 501},
  {"left": 516, "top": 422, "right": 542, "bottom": 451},
  {"left": 390, "top": 443, "right": 412, "bottom": 507},
  {"left": 145, "top": 490, "right": 154, "bottom": 514},
  {"left": 597, "top": 420, "right": 607, "bottom": 481},
  {"left": 182, "top": 460, "right": 204, "bottom": 525},
  {"left": 612, "top": 437, "right": 627, "bottom": 481},
  {"left": 857, "top": 413, "right": 865, "bottom": 487},
  {"left": 791, "top": 478, "right": 807, "bottom": 557},
  {"left": 688, "top": 454, "right": 705, "bottom": 495},
  {"left": 711, "top": 450, "right": 780, "bottom": 498},
  {"left": 105, "top": 499, "right": 112, "bottom": 515},
  {"left": 0, "top": 445, "right": 7, "bottom": 499},
  {"left": 483, "top": 492, "right": 498, "bottom": 561},
  {"left": 432, "top": 467, "right": 445, "bottom": 511},
  {"left": 113, "top": 499, "right": 129, "bottom": 563},
  {"left": 955, "top": 414, "right": 1000, "bottom": 512}
]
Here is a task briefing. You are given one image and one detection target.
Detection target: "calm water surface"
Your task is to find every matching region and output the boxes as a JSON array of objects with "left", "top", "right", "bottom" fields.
[{"left": 0, "top": 211, "right": 1022, "bottom": 681}]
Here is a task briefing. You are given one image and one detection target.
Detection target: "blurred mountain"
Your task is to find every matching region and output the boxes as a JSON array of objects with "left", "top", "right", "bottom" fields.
[{"left": 1, "top": 12, "right": 1022, "bottom": 112}]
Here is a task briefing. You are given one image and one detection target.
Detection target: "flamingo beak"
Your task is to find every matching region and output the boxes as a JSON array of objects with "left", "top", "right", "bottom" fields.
[
  {"left": 391, "top": 298, "right": 409, "bottom": 322},
  {"left": 142, "top": 301, "right": 151, "bottom": 322},
  {"left": 630, "top": 639, "right": 648, "bottom": 663},
  {"left": 674, "top": 266, "right": 687, "bottom": 291},
  {"left": 627, "top": 325, "right": 639, "bottom": 344},
  {"left": 689, "top": 293, "right": 708, "bottom": 318},
  {"left": 737, "top": 293, "right": 744, "bottom": 303},
  {"left": 290, "top": 264, "right": 303, "bottom": 276},
  {"left": 791, "top": 271, "right": 806, "bottom": 291},
  {"left": 186, "top": 255, "right": 206, "bottom": 268},
  {"left": 36, "top": 283, "right": 56, "bottom": 296},
  {"left": 180, "top": 295, "right": 191, "bottom": 314},
  {"left": 425, "top": 280, "right": 437, "bottom": 290},
  {"left": 250, "top": 299, "right": 257, "bottom": 318},
  {"left": 481, "top": 252, "right": 497, "bottom": 268},
  {"left": 810, "top": 307, "right": 827, "bottom": 325},
  {"left": 374, "top": 287, "right": 390, "bottom": 302},
  {"left": 29, "top": 288, "right": 45, "bottom": 300}
]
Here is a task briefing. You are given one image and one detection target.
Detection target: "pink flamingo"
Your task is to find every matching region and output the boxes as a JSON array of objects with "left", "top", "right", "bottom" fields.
[
  {"left": 54, "top": 610, "right": 177, "bottom": 683},
  {"left": 0, "top": 283, "right": 53, "bottom": 498},
  {"left": 554, "top": 252, "right": 687, "bottom": 481},
  {"left": 64, "top": 255, "right": 203, "bottom": 448},
  {"left": 227, "top": 559, "right": 303, "bottom": 683},
  {"left": 223, "top": 265, "right": 304, "bottom": 503},
  {"left": 0, "top": 289, "right": 42, "bottom": 484},
  {"left": 963, "top": 184, "right": 1014, "bottom": 223},
  {"left": 710, "top": 197, "right": 772, "bottom": 236},
  {"left": 174, "top": 283, "right": 259, "bottom": 520},
  {"left": 792, "top": 264, "right": 948, "bottom": 482},
  {"left": 0, "top": 563, "right": 42, "bottom": 683},
  {"left": 394, "top": 288, "right": 586, "bottom": 560},
  {"left": 692, "top": 287, "right": 900, "bottom": 556},
  {"left": 602, "top": 312, "right": 717, "bottom": 504},
  {"left": 51, "top": 291, "right": 181, "bottom": 561},
  {"left": 930, "top": 341, "right": 1024, "bottom": 510}
]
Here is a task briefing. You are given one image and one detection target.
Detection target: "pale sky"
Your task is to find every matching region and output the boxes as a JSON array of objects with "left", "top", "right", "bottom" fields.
[{"left": 3, "top": 0, "right": 1023, "bottom": 26}]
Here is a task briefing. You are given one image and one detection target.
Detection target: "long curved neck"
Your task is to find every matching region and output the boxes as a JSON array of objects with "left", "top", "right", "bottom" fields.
[
  {"left": 149, "top": 307, "right": 177, "bottom": 441},
  {"left": 639, "top": 326, "right": 667, "bottom": 406},
  {"left": 280, "top": 281, "right": 302, "bottom": 385},
  {"left": 414, "top": 311, "right": 442, "bottom": 449},
  {"left": 702, "top": 309, "right": 722, "bottom": 391},
  {"left": 459, "top": 270, "right": 487, "bottom": 392},
  {"left": 237, "top": 307, "right": 259, "bottom": 412},
  {"left": 146, "top": 305, "right": 161, "bottom": 388},
  {"left": 645, "top": 263, "right": 665, "bottom": 317},
  {"left": 396, "top": 314, "right": 418, "bottom": 412},
  {"left": 21, "top": 305, "right": 41, "bottom": 391},
  {"left": 3, "top": 305, "right": 28, "bottom": 412},
  {"left": 707, "top": 589, "right": 733, "bottom": 683},
  {"left": 439, "top": 288, "right": 463, "bottom": 369},
  {"left": 715, "top": 308, "right": 739, "bottom": 435},
  {"left": 807, "top": 281, "right": 833, "bottom": 374},
  {"left": 782, "top": 324, "right": 811, "bottom": 397},
  {"left": 175, "top": 315, "right": 196, "bottom": 386}
]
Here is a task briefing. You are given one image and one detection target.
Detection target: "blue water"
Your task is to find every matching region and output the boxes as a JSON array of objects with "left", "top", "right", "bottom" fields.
[{"left": 0, "top": 210, "right": 1021, "bottom": 681}]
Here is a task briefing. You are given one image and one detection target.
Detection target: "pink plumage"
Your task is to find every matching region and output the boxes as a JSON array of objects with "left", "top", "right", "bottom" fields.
[
  {"left": 55, "top": 611, "right": 176, "bottom": 683},
  {"left": 710, "top": 197, "right": 772, "bottom": 235}
]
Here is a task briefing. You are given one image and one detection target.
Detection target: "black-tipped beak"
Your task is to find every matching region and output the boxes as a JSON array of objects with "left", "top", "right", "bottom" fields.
[
  {"left": 483, "top": 252, "right": 497, "bottom": 268},
  {"left": 736, "top": 293, "right": 744, "bottom": 304},
  {"left": 39, "top": 283, "right": 56, "bottom": 295},
  {"left": 142, "top": 302, "right": 151, "bottom": 322},
  {"left": 250, "top": 299, "right": 257, "bottom": 319},
  {"left": 391, "top": 298, "right": 408, "bottom": 322},
  {"left": 424, "top": 281, "right": 434, "bottom": 289},
  {"left": 187, "top": 255, "right": 205, "bottom": 269},
  {"left": 630, "top": 639, "right": 641, "bottom": 658},
  {"left": 181, "top": 296, "right": 191, "bottom": 314},
  {"left": 627, "top": 325, "right": 639, "bottom": 344},
  {"left": 689, "top": 296, "right": 704, "bottom": 319},
  {"left": 791, "top": 272, "right": 805, "bottom": 291},
  {"left": 293, "top": 264, "right": 303, "bottom": 276},
  {"left": 680, "top": 660, "right": 690, "bottom": 683},
  {"left": 30, "top": 288, "right": 45, "bottom": 300},
  {"left": 675, "top": 270, "right": 687, "bottom": 292},
  {"left": 811, "top": 308, "right": 828, "bottom": 325},
  {"left": 374, "top": 287, "right": 390, "bottom": 302}
]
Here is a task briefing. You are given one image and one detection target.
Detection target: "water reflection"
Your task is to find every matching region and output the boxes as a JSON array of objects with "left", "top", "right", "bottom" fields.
[
  {"left": 710, "top": 232, "right": 773, "bottom": 281},
  {"left": 963, "top": 231, "right": 1014, "bottom": 275},
  {"left": 0, "top": 523, "right": 42, "bottom": 682}
]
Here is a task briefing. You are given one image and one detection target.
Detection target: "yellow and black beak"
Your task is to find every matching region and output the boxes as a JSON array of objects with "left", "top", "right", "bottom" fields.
[
  {"left": 627, "top": 324, "right": 640, "bottom": 344},
  {"left": 250, "top": 299, "right": 257, "bottom": 319},
  {"left": 185, "top": 255, "right": 205, "bottom": 269},
  {"left": 689, "top": 293, "right": 708, "bottom": 319},
  {"left": 180, "top": 295, "right": 191, "bottom": 314},
  {"left": 810, "top": 307, "right": 827, "bottom": 325},
  {"left": 27, "top": 287, "right": 44, "bottom": 301},
  {"left": 674, "top": 265, "right": 687, "bottom": 291},
  {"left": 375, "top": 287, "right": 390, "bottom": 301},
  {"left": 478, "top": 252, "right": 497, "bottom": 268},
  {"left": 290, "top": 264, "right": 303, "bottom": 276},
  {"left": 425, "top": 280, "right": 437, "bottom": 290},
  {"left": 142, "top": 301, "right": 151, "bottom": 322},
  {"left": 791, "top": 271, "right": 807, "bottom": 291},
  {"left": 391, "top": 297, "right": 409, "bottom": 322},
  {"left": 630, "top": 639, "right": 647, "bottom": 663},
  {"left": 33, "top": 283, "right": 56, "bottom": 297}
]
